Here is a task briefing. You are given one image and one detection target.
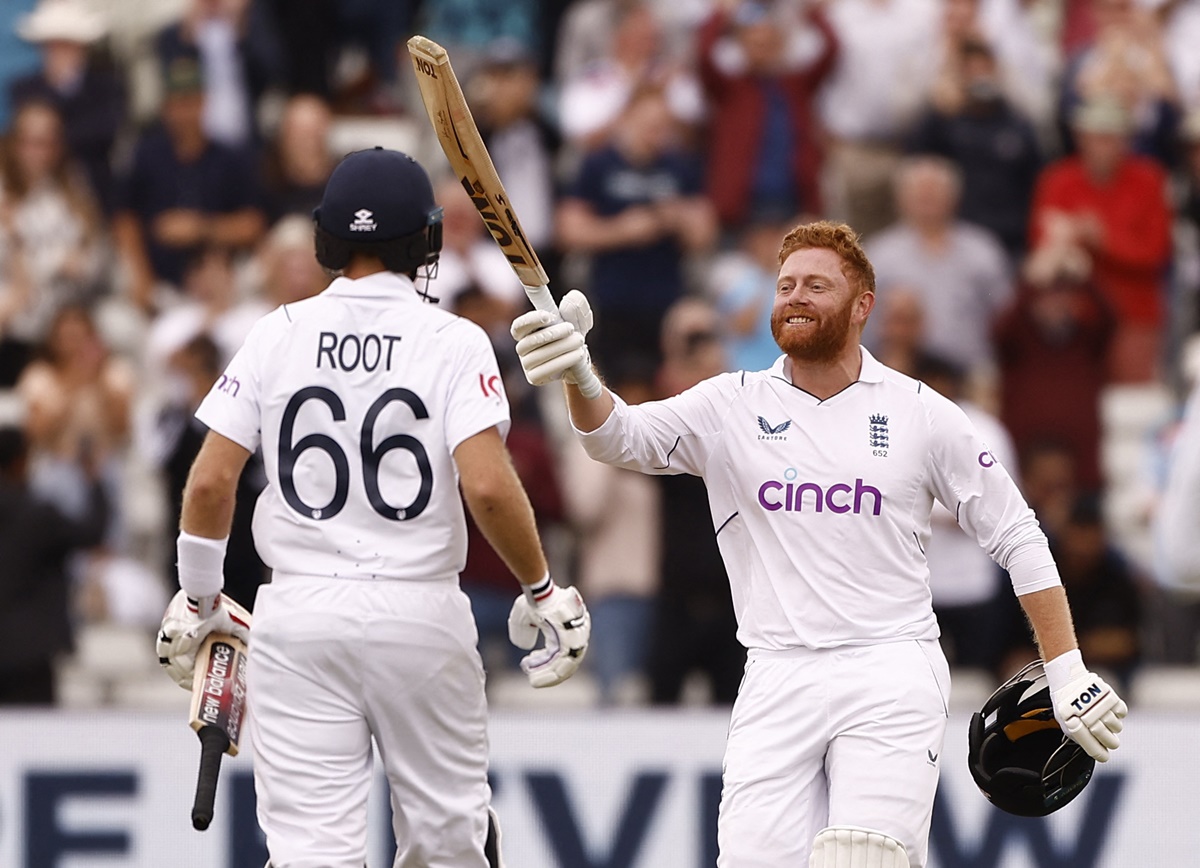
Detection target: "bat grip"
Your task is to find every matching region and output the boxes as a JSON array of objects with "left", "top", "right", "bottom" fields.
[
  {"left": 523, "top": 285, "right": 603, "bottom": 400},
  {"left": 191, "top": 724, "right": 230, "bottom": 831}
]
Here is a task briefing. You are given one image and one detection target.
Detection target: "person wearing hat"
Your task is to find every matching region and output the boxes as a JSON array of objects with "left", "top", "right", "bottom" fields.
[
  {"left": 112, "top": 51, "right": 265, "bottom": 313},
  {"left": 1028, "top": 95, "right": 1172, "bottom": 383},
  {"left": 155, "top": 148, "right": 590, "bottom": 865},
  {"left": 8, "top": 0, "right": 125, "bottom": 213}
]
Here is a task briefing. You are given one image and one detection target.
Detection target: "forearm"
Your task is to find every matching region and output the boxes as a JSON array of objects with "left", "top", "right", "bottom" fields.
[
  {"left": 1018, "top": 585, "right": 1079, "bottom": 662},
  {"left": 564, "top": 378, "right": 615, "bottom": 433},
  {"left": 462, "top": 475, "right": 549, "bottom": 586}
]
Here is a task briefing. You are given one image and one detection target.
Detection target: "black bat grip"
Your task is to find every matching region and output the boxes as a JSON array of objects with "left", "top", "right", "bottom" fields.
[{"left": 192, "top": 724, "right": 231, "bottom": 831}]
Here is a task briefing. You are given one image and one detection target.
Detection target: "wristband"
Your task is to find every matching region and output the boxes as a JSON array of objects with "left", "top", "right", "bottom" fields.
[
  {"left": 177, "top": 531, "right": 228, "bottom": 600},
  {"left": 1044, "top": 648, "right": 1085, "bottom": 693},
  {"left": 522, "top": 573, "right": 554, "bottom": 607}
]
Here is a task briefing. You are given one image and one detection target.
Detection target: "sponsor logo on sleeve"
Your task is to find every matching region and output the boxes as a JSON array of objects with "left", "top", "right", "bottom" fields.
[
  {"left": 479, "top": 373, "right": 502, "bottom": 400},
  {"left": 217, "top": 374, "right": 240, "bottom": 397}
]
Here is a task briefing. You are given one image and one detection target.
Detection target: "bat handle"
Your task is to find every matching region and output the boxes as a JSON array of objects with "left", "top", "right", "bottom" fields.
[
  {"left": 523, "top": 285, "right": 603, "bottom": 400},
  {"left": 191, "top": 724, "right": 231, "bottom": 831}
]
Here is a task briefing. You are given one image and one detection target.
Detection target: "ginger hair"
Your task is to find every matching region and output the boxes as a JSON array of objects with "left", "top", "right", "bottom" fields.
[{"left": 777, "top": 221, "right": 875, "bottom": 296}]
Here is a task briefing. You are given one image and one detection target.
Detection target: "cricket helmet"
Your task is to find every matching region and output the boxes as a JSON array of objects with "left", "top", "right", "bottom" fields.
[{"left": 967, "top": 659, "right": 1095, "bottom": 817}]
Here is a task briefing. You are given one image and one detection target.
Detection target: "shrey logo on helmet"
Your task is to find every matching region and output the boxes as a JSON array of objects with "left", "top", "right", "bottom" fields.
[{"left": 350, "top": 209, "right": 377, "bottom": 232}]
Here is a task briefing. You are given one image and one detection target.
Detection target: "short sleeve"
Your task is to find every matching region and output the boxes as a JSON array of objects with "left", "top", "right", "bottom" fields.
[
  {"left": 443, "top": 321, "right": 511, "bottom": 453},
  {"left": 195, "top": 316, "right": 271, "bottom": 452}
]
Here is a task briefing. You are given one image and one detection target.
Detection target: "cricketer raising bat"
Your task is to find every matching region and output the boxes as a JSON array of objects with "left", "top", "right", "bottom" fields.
[
  {"left": 187, "top": 631, "right": 248, "bottom": 831},
  {"left": 406, "top": 35, "right": 603, "bottom": 399}
]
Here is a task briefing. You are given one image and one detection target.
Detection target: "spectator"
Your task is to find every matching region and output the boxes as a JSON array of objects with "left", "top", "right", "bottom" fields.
[
  {"left": 1180, "top": 108, "right": 1200, "bottom": 245},
  {"left": 713, "top": 213, "right": 799, "bottom": 372},
  {"left": 9, "top": 0, "right": 125, "bottom": 213},
  {"left": 471, "top": 38, "right": 557, "bottom": 251},
  {"left": 1029, "top": 96, "right": 1172, "bottom": 382},
  {"left": 557, "top": 3, "right": 703, "bottom": 152},
  {"left": 420, "top": 0, "right": 540, "bottom": 82},
  {"left": 266, "top": 0, "right": 339, "bottom": 99},
  {"left": 145, "top": 245, "right": 267, "bottom": 374},
  {"left": 17, "top": 305, "right": 132, "bottom": 551},
  {"left": 870, "top": 287, "right": 943, "bottom": 378},
  {"left": 113, "top": 52, "right": 266, "bottom": 313},
  {"left": 155, "top": 0, "right": 285, "bottom": 148},
  {"left": 0, "top": 100, "right": 106, "bottom": 386},
  {"left": 256, "top": 212, "right": 330, "bottom": 308},
  {"left": 1058, "top": 0, "right": 1178, "bottom": 166},
  {"left": 650, "top": 298, "right": 744, "bottom": 704},
  {"left": 0, "top": 419, "right": 108, "bottom": 705},
  {"left": 262, "top": 93, "right": 333, "bottom": 224},
  {"left": 557, "top": 84, "right": 717, "bottom": 372},
  {"left": 817, "top": 0, "right": 940, "bottom": 236},
  {"left": 994, "top": 242, "right": 1113, "bottom": 491},
  {"left": 908, "top": 38, "right": 1042, "bottom": 260},
  {"left": 1019, "top": 438, "right": 1079, "bottom": 542},
  {"left": 696, "top": 0, "right": 837, "bottom": 229},
  {"left": 152, "top": 333, "right": 266, "bottom": 610},
  {"left": 865, "top": 156, "right": 1013, "bottom": 382},
  {"left": 917, "top": 354, "right": 1016, "bottom": 672},
  {"left": 558, "top": 357, "right": 661, "bottom": 703}
]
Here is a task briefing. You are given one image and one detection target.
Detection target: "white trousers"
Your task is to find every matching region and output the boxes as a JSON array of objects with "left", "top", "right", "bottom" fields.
[
  {"left": 248, "top": 575, "right": 492, "bottom": 868},
  {"left": 718, "top": 639, "right": 951, "bottom": 868}
]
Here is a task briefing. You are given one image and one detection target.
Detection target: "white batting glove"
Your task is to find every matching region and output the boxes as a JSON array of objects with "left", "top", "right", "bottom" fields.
[
  {"left": 1045, "top": 650, "right": 1127, "bottom": 762},
  {"left": 157, "top": 590, "right": 252, "bottom": 691},
  {"left": 507, "top": 576, "right": 590, "bottom": 688},
  {"left": 510, "top": 290, "right": 594, "bottom": 387}
]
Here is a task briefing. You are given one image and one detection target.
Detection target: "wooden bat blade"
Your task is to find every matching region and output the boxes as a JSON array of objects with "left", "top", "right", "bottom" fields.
[
  {"left": 188, "top": 633, "right": 248, "bottom": 757},
  {"left": 406, "top": 35, "right": 549, "bottom": 288}
]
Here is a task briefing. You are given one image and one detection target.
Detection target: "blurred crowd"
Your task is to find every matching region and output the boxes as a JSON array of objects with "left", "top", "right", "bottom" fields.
[{"left": 1, "top": 0, "right": 1199, "bottom": 708}]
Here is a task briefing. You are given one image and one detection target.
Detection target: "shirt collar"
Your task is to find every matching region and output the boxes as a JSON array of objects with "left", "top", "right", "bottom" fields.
[
  {"left": 322, "top": 271, "right": 425, "bottom": 302},
  {"left": 767, "top": 346, "right": 886, "bottom": 384}
]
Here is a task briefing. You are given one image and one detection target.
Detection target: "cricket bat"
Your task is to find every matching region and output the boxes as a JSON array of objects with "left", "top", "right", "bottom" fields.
[
  {"left": 187, "top": 631, "right": 249, "bottom": 831},
  {"left": 406, "top": 35, "right": 603, "bottom": 399}
]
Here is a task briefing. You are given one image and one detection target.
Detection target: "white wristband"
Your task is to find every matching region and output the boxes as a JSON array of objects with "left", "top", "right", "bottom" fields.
[
  {"left": 177, "top": 531, "right": 228, "bottom": 599},
  {"left": 522, "top": 573, "right": 554, "bottom": 607},
  {"left": 1044, "top": 648, "right": 1085, "bottom": 693}
]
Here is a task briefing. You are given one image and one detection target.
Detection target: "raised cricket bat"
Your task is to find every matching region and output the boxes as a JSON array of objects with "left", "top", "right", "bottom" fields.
[
  {"left": 406, "top": 35, "right": 603, "bottom": 399},
  {"left": 187, "top": 631, "right": 249, "bottom": 831}
]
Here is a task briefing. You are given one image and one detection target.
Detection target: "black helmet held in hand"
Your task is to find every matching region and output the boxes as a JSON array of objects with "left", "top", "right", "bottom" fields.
[
  {"left": 313, "top": 147, "right": 444, "bottom": 277},
  {"left": 968, "top": 659, "right": 1096, "bottom": 817}
]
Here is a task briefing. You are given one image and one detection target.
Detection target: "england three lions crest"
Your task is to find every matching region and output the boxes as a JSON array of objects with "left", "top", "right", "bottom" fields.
[{"left": 869, "top": 413, "right": 889, "bottom": 456}]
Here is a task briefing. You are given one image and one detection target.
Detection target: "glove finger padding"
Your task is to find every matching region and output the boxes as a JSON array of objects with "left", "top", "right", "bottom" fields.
[
  {"left": 507, "top": 595, "right": 541, "bottom": 650},
  {"left": 511, "top": 310, "right": 558, "bottom": 342},
  {"left": 558, "top": 290, "right": 594, "bottom": 337}
]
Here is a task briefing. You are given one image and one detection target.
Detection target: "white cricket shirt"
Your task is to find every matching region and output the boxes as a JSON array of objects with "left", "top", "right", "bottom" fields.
[
  {"left": 578, "top": 348, "right": 1061, "bottom": 651},
  {"left": 196, "top": 271, "right": 510, "bottom": 581}
]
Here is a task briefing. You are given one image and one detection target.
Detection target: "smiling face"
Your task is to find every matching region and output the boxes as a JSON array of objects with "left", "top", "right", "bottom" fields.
[{"left": 771, "top": 247, "right": 873, "bottom": 363}]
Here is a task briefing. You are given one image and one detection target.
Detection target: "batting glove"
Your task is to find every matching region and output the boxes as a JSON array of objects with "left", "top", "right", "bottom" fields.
[
  {"left": 157, "top": 589, "right": 252, "bottom": 691},
  {"left": 1045, "top": 650, "right": 1128, "bottom": 762},
  {"left": 507, "top": 576, "right": 590, "bottom": 688},
  {"left": 510, "top": 290, "right": 594, "bottom": 387}
]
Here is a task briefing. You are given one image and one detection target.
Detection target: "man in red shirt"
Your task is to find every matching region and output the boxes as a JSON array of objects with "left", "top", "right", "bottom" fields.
[{"left": 1028, "top": 96, "right": 1171, "bottom": 382}]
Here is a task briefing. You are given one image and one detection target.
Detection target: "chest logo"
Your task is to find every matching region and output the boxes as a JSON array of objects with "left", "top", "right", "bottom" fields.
[
  {"left": 869, "top": 413, "right": 889, "bottom": 456},
  {"left": 757, "top": 416, "right": 791, "bottom": 440}
]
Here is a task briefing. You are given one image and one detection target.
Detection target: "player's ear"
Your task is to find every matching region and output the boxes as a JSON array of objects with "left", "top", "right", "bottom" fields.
[{"left": 854, "top": 289, "right": 875, "bottom": 326}]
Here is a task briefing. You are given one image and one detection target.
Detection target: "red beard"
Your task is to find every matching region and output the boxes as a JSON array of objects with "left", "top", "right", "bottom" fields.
[{"left": 770, "top": 298, "right": 855, "bottom": 363}]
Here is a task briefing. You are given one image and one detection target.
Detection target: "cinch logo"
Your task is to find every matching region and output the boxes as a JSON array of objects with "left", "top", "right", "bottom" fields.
[
  {"left": 757, "top": 468, "right": 883, "bottom": 515},
  {"left": 350, "top": 209, "right": 377, "bottom": 232}
]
